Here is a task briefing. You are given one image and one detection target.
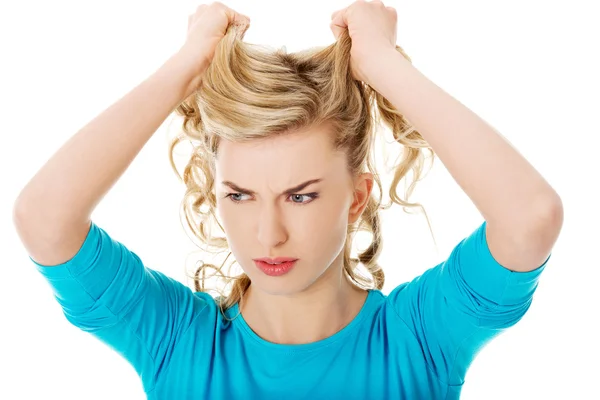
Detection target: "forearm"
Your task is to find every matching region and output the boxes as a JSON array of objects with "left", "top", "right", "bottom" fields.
[
  {"left": 14, "top": 52, "right": 200, "bottom": 226},
  {"left": 369, "top": 50, "right": 561, "bottom": 232}
]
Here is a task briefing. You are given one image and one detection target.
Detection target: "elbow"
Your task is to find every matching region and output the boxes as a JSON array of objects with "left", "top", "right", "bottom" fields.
[
  {"left": 12, "top": 197, "right": 30, "bottom": 227},
  {"left": 525, "top": 195, "right": 564, "bottom": 251},
  {"left": 538, "top": 195, "right": 563, "bottom": 233}
]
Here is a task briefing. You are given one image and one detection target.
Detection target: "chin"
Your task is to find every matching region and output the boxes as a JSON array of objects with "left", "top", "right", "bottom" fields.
[
  {"left": 240, "top": 270, "right": 302, "bottom": 296},
  {"left": 246, "top": 270, "right": 318, "bottom": 297},
  {"left": 252, "top": 277, "right": 306, "bottom": 297}
]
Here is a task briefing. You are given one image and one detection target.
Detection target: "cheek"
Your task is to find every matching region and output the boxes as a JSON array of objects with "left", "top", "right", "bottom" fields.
[
  {"left": 216, "top": 203, "right": 252, "bottom": 244},
  {"left": 297, "top": 197, "right": 349, "bottom": 254},
  {"left": 216, "top": 195, "right": 349, "bottom": 252}
]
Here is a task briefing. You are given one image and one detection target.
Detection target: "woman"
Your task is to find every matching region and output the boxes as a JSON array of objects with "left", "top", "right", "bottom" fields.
[{"left": 13, "top": 1, "right": 563, "bottom": 398}]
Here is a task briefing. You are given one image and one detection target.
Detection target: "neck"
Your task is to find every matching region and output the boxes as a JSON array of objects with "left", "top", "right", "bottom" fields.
[{"left": 239, "top": 262, "right": 368, "bottom": 345}]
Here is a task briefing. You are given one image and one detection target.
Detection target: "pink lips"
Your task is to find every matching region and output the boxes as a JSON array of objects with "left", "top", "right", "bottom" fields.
[{"left": 253, "top": 258, "right": 298, "bottom": 276}]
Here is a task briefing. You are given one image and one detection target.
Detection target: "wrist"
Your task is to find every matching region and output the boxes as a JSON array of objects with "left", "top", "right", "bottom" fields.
[
  {"left": 363, "top": 48, "right": 412, "bottom": 94},
  {"left": 164, "top": 49, "right": 208, "bottom": 99}
]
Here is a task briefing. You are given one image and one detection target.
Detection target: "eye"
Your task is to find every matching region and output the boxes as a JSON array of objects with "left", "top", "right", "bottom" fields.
[
  {"left": 225, "top": 193, "right": 251, "bottom": 203},
  {"left": 289, "top": 193, "right": 319, "bottom": 205},
  {"left": 224, "top": 192, "right": 319, "bottom": 205}
]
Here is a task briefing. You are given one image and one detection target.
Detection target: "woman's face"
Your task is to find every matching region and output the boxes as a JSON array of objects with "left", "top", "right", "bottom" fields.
[{"left": 214, "top": 124, "right": 373, "bottom": 296}]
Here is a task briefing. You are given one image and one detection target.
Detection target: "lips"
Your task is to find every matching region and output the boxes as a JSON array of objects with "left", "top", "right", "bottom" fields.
[
  {"left": 253, "top": 259, "right": 298, "bottom": 276},
  {"left": 254, "top": 257, "right": 298, "bottom": 264}
]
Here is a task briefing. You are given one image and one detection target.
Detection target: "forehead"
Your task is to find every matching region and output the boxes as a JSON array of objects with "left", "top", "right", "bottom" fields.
[{"left": 215, "top": 125, "right": 347, "bottom": 186}]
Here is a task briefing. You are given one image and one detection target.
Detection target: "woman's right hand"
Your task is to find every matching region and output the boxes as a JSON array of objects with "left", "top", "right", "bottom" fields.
[{"left": 177, "top": 2, "right": 250, "bottom": 90}]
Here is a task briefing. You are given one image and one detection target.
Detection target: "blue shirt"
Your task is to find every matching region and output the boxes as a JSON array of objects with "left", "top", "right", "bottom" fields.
[{"left": 31, "top": 220, "right": 548, "bottom": 399}]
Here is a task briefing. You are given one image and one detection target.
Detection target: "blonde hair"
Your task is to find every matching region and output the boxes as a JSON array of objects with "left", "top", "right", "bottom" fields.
[{"left": 167, "top": 24, "right": 436, "bottom": 315}]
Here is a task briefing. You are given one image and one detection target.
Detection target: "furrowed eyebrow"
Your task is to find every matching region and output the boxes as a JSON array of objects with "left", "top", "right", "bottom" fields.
[{"left": 221, "top": 178, "right": 324, "bottom": 196}]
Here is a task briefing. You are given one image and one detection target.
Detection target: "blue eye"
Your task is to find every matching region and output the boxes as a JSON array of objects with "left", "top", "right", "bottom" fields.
[
  {"left": 228, "top": 193, "right": 249, "bottom": 202},
  {"left": 225, "top": 192, "right": 319, "bottom": 206},
  {"left": 289, "top": 194, "right": 318, "bottom": 204}
]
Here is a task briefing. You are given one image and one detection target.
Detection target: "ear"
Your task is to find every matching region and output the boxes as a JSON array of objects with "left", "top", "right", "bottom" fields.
[{"left": 348, "top": 172, "right": 374, "bottom": 224}]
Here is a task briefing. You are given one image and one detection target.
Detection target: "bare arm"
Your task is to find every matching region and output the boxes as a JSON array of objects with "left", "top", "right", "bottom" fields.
[
  {"left": 12, "top": 4, "right": 249, "bottom": 267},
  {"left": 13, "top": 52, "right": 202, "bottom": 266},
  {"left": 367, "top": 49, "right": 562, "bottom": 273}
]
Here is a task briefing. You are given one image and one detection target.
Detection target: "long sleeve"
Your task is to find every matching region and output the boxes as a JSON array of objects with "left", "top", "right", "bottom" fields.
[
  {"left": 30, "top": 221, "right": 214, "bottom": 393},
  {"left": 387, "top": 220, "right": 549, "bottom": 387}
]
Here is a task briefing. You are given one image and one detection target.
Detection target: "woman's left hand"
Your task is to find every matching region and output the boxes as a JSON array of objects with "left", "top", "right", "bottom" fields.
[{"left": 330, "top": 0, "right": 398, "bottom": 84}]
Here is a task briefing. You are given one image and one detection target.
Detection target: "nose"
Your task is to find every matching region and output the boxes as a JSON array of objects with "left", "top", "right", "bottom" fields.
[{"left": 256, "top": 203, "right": 288, "bottom": 248}]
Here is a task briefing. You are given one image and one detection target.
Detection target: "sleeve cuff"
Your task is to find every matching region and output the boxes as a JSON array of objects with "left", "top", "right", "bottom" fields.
[
  {"left": 458, "top": 220, "right": 550, "bottom": 306},
  {"left": 30, "top": 221, "right": 98, "bottom": 280}
]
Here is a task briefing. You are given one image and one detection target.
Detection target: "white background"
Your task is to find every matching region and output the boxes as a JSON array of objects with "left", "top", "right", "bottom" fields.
[{"left": 1, "top": 0, "right": 598, "bottom": 398}]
